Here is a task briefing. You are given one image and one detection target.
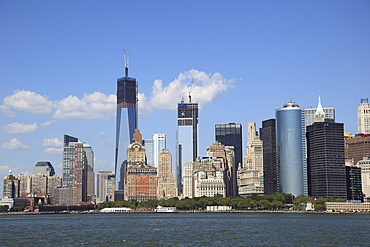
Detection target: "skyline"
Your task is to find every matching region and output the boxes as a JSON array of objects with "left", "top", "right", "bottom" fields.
[{"left": 1, "top": 1, "right": 369, "bottom": 196}]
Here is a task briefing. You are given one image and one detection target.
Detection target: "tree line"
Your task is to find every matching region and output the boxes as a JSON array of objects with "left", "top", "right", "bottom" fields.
[{"left": 97, "top": 193, "right": 346, "bottom": 211}]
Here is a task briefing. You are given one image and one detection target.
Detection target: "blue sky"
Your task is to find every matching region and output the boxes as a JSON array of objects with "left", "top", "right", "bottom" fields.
[{"left": 1, "top": 1, "right": 369, "bottom": 194}]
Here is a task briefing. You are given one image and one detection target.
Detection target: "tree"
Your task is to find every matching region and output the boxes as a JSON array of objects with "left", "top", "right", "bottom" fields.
[
  {"left": 9, "top": 206, "right": 24, "bottom": 212},
  {"left": 0, "top": 205, "right": 9, "bottom": 212}
]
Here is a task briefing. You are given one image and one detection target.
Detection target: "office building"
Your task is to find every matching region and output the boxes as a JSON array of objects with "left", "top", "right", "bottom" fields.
[
  {"left": 62, "top": 135, "right": 94, "bottom": 204},
  {"left": 347, "top": 134, "right": 370, "bottom": 164},
  {"left": 260, "top": 119, "right": 279, "bottom": 195},
  {"left": 115, "top": 52, "right": 138, "bottom": 200},
  {"left": 306, "top": 120, "right": 347, "bottom": 198},
  {"left": 276, "top": 102, "right": 307, "bottom": 196},
  {"left": 215, "top": 123, "right": 242, "bottom": 196},
  {"left": 239, "top": 122, "right": 263, "bottom": 195},
  {"left": 345, "top": 164, "right": 363, "bottom": 201},
  {"left": 305, "top": 96, "right": 335, "bottom": 127},
  {"left": 97, "top": 171, "right": 115, "bottom": 203},
  {"left": 153, "top": 133, "right": 166, "bottom": 168},
  {"left": 176, "top": 101, "right": 198, "bottom": 195},
  {"left": 157, "top": 150, "right": 178, "bottom": 199},
  {"left": 32, "top": 162, "right": 55, "bottom": 176},
  {"left": 358, "top": 157, "right": 370, "bottom": 199},
  {"left": 358, "top": 98, "right": 370, "bottom": 134},
  {"left": 144, "top": 139, "right": 154, "bottom": 167}
]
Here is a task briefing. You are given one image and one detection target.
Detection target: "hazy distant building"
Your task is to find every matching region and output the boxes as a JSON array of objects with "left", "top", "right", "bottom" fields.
[
  {"left": 125, "top": 137, "right": 158, "bottom": 201},
  {"left": 62, "top": 135, "right": 94, "bottom": 204},
  {"left": 176, "top": 101, "right": 198, "bottom": 195},
  {"left": 115, "top": 53, "right": 138, "bottom": 200},
  {"left": 215, "top": 123, "right": 242, "bottom": 196},
  {"left": 32, "top": 162, "right": 55, "bottom": 176},
  {"left": 276, "top": 102, "right": 307, "bottom": 196},
  {"left": 358, "top": 98, "right": 370, "bottom": 134},
  {"left": 239, "top": 122, "right": 264, "bottom": 195},
  {"left": 305, "top": 96, "right": 335, "bottom": 127},
  {"left": 260, "top": 119, "right": 279, "bottom": 195},
  {"left": 157, "top": 150, "right": 178, "bottom": 199},
  {"left": 306, "top": 120, "right": 347, "bottom": 198},
  {"left": 3, "top": 172, "right": 19, "bottom": 198},
  {"left": 97, "top": 171, "right": 115, "bottom": 203}
]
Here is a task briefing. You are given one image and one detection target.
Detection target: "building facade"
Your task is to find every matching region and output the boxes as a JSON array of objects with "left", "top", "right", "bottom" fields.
[
  {"left": 176, "top": 102, "right": 198, "bottom": 195},
  {"left": 215, "top": 123, "right": 242, "bottom": 196},
  {"left": 358, "top": 157, "right": 370, "bottom": 199},
  {"left": 345, "top": 165, "right": 363, "bottom": 201},
  {"left": 260, "top": 119, "right": 279, "bottom": 195},
  {"left": 115, "top": 55, "right": 138, "bottom": 200},
  {"left": 306, "top": 120, "right": 347, "bottom": 198},
  {"left": 32, "top": 162, "right": 55, "bottom": 176},
  {"left": 153, "top": 133, "right": 166, "bottom": 168},
  {"left": 3, "top": 173, "right": 19, "bottom": 198},
  {"left": 97, "top": 171, "right": 115, "bottom": 203},
  {"left": 157, "top": 149, "right": 178, "bottom": 199},
  {"left": 276, "top": 102, "right": 307, "bottom": 196},
  {"left": 347, "top": 134, "right": 370, "bottom": 164},
  {"left": 358, "top": 98, "right": 370, "bottom": 134}
]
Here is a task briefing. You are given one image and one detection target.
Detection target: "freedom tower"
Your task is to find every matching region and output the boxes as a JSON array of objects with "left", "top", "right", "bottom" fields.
[{"left": 115, "top": 52, "right": 138, "bottom": 200}]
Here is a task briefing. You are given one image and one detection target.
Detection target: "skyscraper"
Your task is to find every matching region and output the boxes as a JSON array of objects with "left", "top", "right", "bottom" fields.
[
  {"left": 115, "top": 52, "right": 138, "bottom": 200},
  {"left": 358, "top": 98, "right": 370, "bottom": 134},
  {"left": 176, "top": 101, "right": 198, "bottom": 195},
  {"left": 97, "top": 171, "right": 115, "bottom": 203},
  {"left": 153, "top": 133, "right": 166, "bottom": 168},
  {"left": 260, "top": 119, "right": 279, "bottom": 195},
  {"left": 306, "top": 120, "right": 347, "bottom": 198},
  {"left": 276, "top": 102, "right": 307, "bottom": 196},
  {"left": 215, "top": 123, "right": 242, "bottom": 196},
  {"left": 62, "top": 135, "right": 94, "bottom": 204},
  {"left": 305, "top": 96, "right": 335, "bottom": 127},
  {"left": 32, "top": 162, "right": 55, "bottom": 176},
  {"left": 157, "top": 149, "right": 178, "bottom": 199}
]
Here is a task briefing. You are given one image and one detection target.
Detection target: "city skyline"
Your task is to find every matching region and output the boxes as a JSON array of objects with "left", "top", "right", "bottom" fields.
[{"left": 1, "top": 1, "right": 369, "bottom": 196}]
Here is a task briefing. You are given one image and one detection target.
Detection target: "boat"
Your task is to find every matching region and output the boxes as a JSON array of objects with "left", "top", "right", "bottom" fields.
[{"left": 155, "top": 206, "right": 177, "bottom": 213}]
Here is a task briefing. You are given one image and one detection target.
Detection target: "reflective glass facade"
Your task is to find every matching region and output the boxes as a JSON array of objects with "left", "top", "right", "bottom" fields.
[{"left": 276, "top": 102, "right": 307, "bottom": 196}]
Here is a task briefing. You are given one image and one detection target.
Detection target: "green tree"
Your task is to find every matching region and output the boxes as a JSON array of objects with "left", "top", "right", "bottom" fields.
[
  {"left": 9, "top": 206, "right": 24, "bottom": 212},
  {"left": 0, "top": 205, "right": 9, "bottom": 212}
]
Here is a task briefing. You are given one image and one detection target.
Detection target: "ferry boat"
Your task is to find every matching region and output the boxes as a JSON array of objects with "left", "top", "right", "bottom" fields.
[{"left": 155, "top": 206, "right": 177, "bottom": 213}]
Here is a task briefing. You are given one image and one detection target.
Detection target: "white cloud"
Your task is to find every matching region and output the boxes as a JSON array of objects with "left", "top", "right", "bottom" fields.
[
  {"left": 43, "top": 147, "right": 63, "bottom": 156},
  {"left": 3, "top": 90, "right": 53, "bottom": 114},
  {"left": 3, "top": 122, "right": 38, "bottom": 134},
  {"left": 150, "top": 69, "right": 234, "bottom": 110},
  {"left": 0, "top": 105, "right": 16, "bottom": 117},
  {"left": 1, "top": 138, "right": 30, "bottom": 150},
  {"left": 41, "top": 120, "right": 56, "bottom": 127},
  {"left": 53, "top": 92, "right": 116, "bottom": 119},
  {"left": 99, "top": 132, "right": 114, "bottom": 146},
  {"left": 42, "top": 138, "right": 63, "bottom": 147},
  {"left": 138, "top": 93, "right": 153, "bottom": 115}
]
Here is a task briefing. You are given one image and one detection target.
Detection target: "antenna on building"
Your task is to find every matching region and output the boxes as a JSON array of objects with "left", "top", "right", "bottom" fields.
[
  {"left": 177, "top": 86, "right": 184, "bottom": 103},
  {"left": 124, "top": 50, "right": 129, "bottom": 77},
  {"left": 361, "top": 98, "right": 369, "bottom": 104},
  {"left": 188, "top": 79, "right": 194, "bottom": 103}
]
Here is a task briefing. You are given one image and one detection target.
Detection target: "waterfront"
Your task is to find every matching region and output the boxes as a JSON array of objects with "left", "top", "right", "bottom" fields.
[{"left": 1, "top": 213, "right": 369, "bottom": 246}]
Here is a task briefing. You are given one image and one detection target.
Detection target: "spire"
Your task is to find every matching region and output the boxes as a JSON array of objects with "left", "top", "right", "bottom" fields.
[
  {"left": 124, "top": 50, "right": 129, "bottom": 77},
  {"left": 314, "top": 95, "right": 326, "bottom": 122}
]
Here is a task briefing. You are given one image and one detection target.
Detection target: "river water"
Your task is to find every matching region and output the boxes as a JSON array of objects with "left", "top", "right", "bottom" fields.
[{"left": 1, "top": 213, "right": 369, "bottom": 246}]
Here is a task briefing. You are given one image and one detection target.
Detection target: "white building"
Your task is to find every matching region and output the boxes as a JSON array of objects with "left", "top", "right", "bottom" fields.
[
  {"left": 153, "top": 133, "right": 166, "bottom": 168},
  {"left": 358, "top": 98, "right": 370, "bottom": 134},
  {"left": 358, "top": 157, "right": 370, "bottom": 198}
]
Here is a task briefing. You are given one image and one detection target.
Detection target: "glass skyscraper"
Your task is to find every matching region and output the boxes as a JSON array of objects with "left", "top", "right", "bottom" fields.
[
  {"left": 276, "top": 102, "right": 307, "bottom": 196},
  {"left": 115, "top": 58, "right": 138, "bottom": 200},
  {"left": 153, "top": 133, "right": 166, "bottom": 168},
  {"left": 176, "top": 102, "right": 198, "bottom": 195}
]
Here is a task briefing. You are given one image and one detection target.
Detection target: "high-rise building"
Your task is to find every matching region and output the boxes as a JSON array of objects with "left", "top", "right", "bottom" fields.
[
  {"left": 345, "top": 165, "right": 363, "bottom": 201},
  {"left": 305, "top": 96, "right": 335, "bottom": 127},
  {"left": 115, "top": 53, "right": 138, "bottom": 200},
  {"left": 97, "top": 171, "right": 115, "bottom": 203},
  {"left": 32, "top": 162, "right": 55, "bottom": 176},
  {"left": 260, "top": 119, "right": 279, "bottom": 195},
  {"left": 144, "top": 139, "right": 154, "bottom": 167},
  {"left": 306, "top": 120, "right": 347, "bottom": 198},
  {"left": 276, "top": 102, "right": 307, "bottom": 196},
  {"left": 157, "top": 150, "right": 178, "bottom": 199},
  {"left": 358, "top": 98, "right": 370, "bottom": 134},
  {"left": 153, "top": 133, "right": 166, "bottom": 168},
  {"left": 31, "top": 173, "right": 48, "bottom": 194},
  {"left": 3, "top": 172, "right": 19, "bottom": 198},
  {"left": 215, "top": 123, "right": 242, "bottom": 196},
  {"left": 176, "top": 101, "right": 198, "bottom": 195},
  {"left": 239, "top": 122, "right": 264, "bottom": 195},
  {"left": 62, "top": 135, "right": 94, "bottom": 204},
  {"left": 358, "top": 157, "right": 370, "bottom": 199},
  {"left": 347, "top": 134, "right": 370, "bottom": 164},
  {"left": 15, "top": 174, "right": 31, "bottom": 196}
]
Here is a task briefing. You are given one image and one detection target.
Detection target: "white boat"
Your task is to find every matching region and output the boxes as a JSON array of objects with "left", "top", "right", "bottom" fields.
[{"left": 155, "top": 206, "right": 177, "bottom": 213}]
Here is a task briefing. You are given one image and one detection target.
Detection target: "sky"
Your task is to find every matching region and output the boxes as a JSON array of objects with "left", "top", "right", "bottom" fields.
[{"left": 1, "top": 1, "right": 369, "bottom": 195}]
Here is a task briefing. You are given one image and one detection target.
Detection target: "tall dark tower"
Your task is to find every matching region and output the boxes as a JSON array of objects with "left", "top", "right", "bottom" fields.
[
  {"left": 176, "top": 100, "right": 198, "bottom": 195},
  {"left": 215, "top": 123, "right": 242, "bottom": 196},
  {"left": 260, "top": 119, "right": 279, "bottom": 195},
  {"left": 115, "top": 51, "right": 138, "bottom": 200},
  {"left": 306, "top": 120, "right": 347, "bottom": 198}
]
